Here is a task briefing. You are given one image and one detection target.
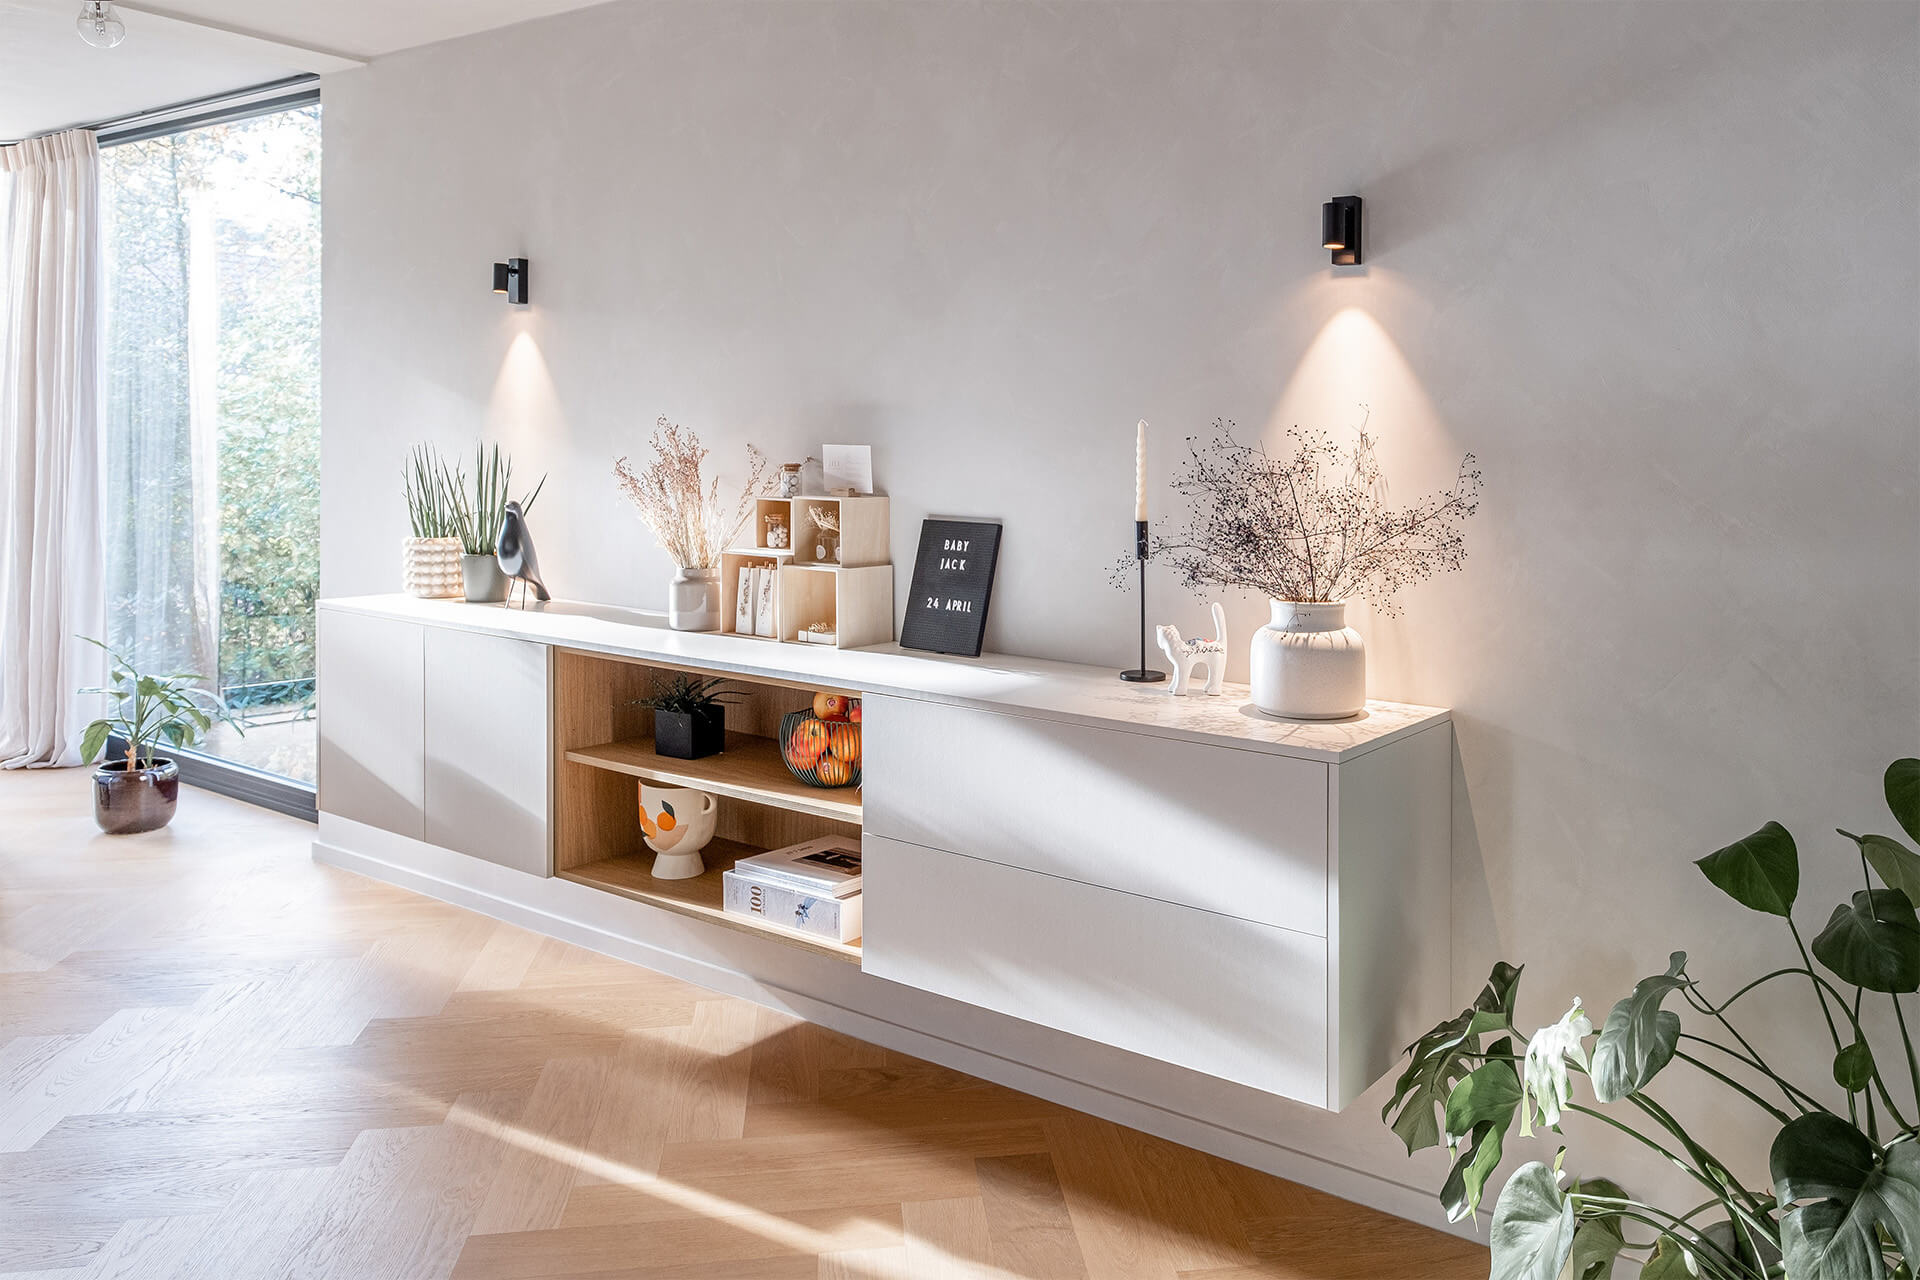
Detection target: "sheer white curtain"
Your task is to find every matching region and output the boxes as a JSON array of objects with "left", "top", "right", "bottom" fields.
[{"left": 0, "top": 130, "right": 105, "bottom": 768}]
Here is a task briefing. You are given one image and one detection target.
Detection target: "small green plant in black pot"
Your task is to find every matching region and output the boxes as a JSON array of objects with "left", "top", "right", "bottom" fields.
[
  {"left": 77, "top": 637, "right": 241, "bottom": 834},
  {"left": 637, "top": 675, "right": 736, "bottom": 760}
]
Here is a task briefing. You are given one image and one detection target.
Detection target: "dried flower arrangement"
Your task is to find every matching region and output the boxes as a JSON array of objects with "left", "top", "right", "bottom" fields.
[
  {"left": 614, "top": 418, "right": 772, "bottom": 570},
  {"left": 808, "top": 506, "right": 841, "bottom": 535},
  {"left": 1146, "top": 415, "right": 1482, "bottom": 616}
]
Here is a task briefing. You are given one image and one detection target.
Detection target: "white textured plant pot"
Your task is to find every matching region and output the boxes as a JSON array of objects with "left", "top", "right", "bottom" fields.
[
  {"left": 1248, "top": 599, "right": 1366, "bottom": 720},
  {"left": 401, "top": 537, "right": 463, "bottom": 598},
  {"left": 668, "top": 567, "right": 722, "bottom": 632}
]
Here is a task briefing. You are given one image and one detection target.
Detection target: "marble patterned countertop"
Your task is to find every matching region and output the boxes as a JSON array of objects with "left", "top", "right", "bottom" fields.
[{"left": 321, "top": 594, "right": 1449, "bottom": 763}]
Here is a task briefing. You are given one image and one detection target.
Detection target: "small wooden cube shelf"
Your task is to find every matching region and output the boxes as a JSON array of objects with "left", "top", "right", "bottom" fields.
[{"left": 720, "top": 495, "right": 893, "bottom": 649}]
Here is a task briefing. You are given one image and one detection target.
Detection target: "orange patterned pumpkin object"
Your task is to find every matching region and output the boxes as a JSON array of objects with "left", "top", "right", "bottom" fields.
[
  {"left": 815, "top": 753, "right": 854, "bottom": 787},
  {"left": 827, "top": 722, "right": 861, "bottom": 762}
]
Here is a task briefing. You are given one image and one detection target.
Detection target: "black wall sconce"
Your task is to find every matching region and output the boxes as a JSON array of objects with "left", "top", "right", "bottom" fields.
[
  {"left": 492, "top": 258, "right": 528, "bottom": 304},
  {"left": 1321, "top": 196, "right": 1362, "bottom": 266}
]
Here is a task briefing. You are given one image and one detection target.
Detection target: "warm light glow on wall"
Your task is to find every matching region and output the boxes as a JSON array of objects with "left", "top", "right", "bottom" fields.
[{"left": 486, "top": 328, "right": 564, "bottom": 444}]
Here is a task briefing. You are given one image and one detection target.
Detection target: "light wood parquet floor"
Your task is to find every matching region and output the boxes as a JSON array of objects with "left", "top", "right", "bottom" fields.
[{"left": 0, "top": 768, "right": 1487, "bottom": 1280}]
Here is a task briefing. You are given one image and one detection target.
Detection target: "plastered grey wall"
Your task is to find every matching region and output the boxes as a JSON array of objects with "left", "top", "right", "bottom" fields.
[{"left": 321, "top": 0, "right": 1920, "bottom": 1221}]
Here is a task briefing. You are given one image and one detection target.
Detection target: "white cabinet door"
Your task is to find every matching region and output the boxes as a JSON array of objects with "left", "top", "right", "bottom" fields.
[
  {"left": 422, "top": 627, "right": 550, "bottom": 876},
  {"left": 317, "top": 609, "right": 424, "bottom": 839},
  {"left": 862, "top": 695, "right": 1330, "bottom": 937},
  {"left": 863, "top": 833, "right": 1330, "bottom": 1106}
]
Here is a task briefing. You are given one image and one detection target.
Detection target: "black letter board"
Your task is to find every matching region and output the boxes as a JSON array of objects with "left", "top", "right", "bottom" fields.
[{"left": 900, "top": 519, "right": 1001, "bottom": 658}]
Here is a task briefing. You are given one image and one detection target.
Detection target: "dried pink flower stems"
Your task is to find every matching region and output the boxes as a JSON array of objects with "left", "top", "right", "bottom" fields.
[{"left": 614, "top": 417, "right": 772, "bottom": 570}]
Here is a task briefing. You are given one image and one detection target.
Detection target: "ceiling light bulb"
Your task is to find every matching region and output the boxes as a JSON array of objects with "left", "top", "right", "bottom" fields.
[{"left": 76, "top": 1, "right": 126, "bottom": 48}]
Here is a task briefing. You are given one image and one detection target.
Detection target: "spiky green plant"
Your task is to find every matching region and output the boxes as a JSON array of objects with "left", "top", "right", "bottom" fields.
[
  {"left": 449, "top": 442, "right": 545, "bottom": 556},
  {"left": 404, "top": 444, "right": 459, "bottom": 538}
]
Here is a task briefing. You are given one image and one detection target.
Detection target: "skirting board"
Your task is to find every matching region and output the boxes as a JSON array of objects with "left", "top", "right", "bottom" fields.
[{"left": 313, "top": 813, "right": 1472, "bottom": 1241}]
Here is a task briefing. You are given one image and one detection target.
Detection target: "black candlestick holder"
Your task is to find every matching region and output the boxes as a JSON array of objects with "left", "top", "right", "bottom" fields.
[{"left": 1120, "top": 519, "right": 1166, "bottom": 683}]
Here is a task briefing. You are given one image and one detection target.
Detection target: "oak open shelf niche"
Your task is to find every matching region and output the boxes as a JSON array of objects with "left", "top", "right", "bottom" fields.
[
  {"left": 552, "top": 647, "right": 863, "bottom": 962},
  {"left": 559, "top": 840, "right": 862, "bottom": 964}
]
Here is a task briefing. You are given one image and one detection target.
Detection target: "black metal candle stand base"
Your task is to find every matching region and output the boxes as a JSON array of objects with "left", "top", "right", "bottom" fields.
[{"left": 1120, "top": 518, "right": 1166, "bottom": 683}]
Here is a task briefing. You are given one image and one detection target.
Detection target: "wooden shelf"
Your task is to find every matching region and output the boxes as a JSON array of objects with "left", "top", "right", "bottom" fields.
[
  {"left": 565, "top": 733, "right": 862, "bottom": 823},
  {"left": 558, "top": 839, "right": 861, "bottom": 964}
]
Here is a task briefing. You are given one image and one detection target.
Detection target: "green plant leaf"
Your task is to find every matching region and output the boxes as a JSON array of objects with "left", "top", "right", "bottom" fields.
[
  {"left": 1834, "top": 1040, "right": 1876, "bottom": 1094},
  {"left": 1383, "top": 962, "right": 1523, "bottom": 1155},
  {"left": 1444, "top": 1059, "right": 1523, "bottom": 1142},
  {"left": 1588, "top": 953, "right": 1688, "bottom": 1103},
  {"left": 80, "top": 720, "right": 111, "bottom": 764},
  {"left": 1564, "top": 1178, "right": 1630, "bottom": 1280},
  {"left": 1695, "top": 822, "right": 1799, "bottom": 916},
  {"left": 1812, "top": 890, "right": 1920, "bottom": 994},
  {"left": 1853, "top": 831, "right": 1920, "bottom": 913},
  {"left": 1441, "top": 1119, "right": 1505, "bottom": 1225},
  {"left": 1440, "top": 1054, "right": 1521, "bottom": 1222},
  {"left": 1888, "top": 760, "right": 1920, "bottom": 846},
  {"left": 1772, "top": 1117, "right": 1920, "bottom": 1280},
  {"left": 1488, "top": 1161, "right": 1575, "bottom": 1280},
  {"left": 1637, "top": 1236, "right": 1693, "bottom": 1280}
]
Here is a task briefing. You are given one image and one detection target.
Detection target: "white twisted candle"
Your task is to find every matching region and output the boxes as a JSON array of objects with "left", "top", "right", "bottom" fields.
[{"left": 1135, "top": 420, "right": 1148, "bottom": 522}]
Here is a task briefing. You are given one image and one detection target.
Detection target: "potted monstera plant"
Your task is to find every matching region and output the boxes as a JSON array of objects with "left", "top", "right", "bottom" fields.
[
  {"left": 1386, "top": 759, "right": 1920, "bottom": 1280},
  {"left": 79, "top": 638, "right": 241, "bottom": 834}
]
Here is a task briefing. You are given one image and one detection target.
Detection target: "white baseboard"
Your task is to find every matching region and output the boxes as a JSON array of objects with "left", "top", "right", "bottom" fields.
[{"left": 313, "top": 817, "right": 1472, "bottom": 1241}]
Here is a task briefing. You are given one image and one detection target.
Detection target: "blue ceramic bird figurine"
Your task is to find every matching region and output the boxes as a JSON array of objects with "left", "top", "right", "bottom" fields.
[{"left": 496, "top": 500, "right": 550, "bottom": 608}]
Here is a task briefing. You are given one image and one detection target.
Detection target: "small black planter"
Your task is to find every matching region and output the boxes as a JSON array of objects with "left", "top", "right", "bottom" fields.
[{"left": 654, "top": 706, "right": 725, "bottom": 760}]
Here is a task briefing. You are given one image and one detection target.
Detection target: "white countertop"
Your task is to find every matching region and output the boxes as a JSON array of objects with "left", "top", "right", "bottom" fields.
[{"left": 321, "top": 594, "right": 1449, "bottom": 763}]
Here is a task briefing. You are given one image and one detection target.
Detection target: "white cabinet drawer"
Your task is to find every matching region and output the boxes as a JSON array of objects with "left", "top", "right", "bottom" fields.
[
  {"left": 862, "top": 694, "right": 1330, "bottom": 936},
  {"left": 863, "top": 833, "right": 1330, "bottom": 1107}
]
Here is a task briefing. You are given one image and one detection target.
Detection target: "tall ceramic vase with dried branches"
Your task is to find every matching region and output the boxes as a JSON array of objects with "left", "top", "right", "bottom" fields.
[
  {"left": 1152, "top": 418, "right": 1482, "bottom": 719},
  {"left": 614, "top": 417, "right": 771, "bottom": 631}
]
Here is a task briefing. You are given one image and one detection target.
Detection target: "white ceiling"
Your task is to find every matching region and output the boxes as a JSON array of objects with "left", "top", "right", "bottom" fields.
[{"left": 0, "top": 0, "right": 613, "bottom": 141}]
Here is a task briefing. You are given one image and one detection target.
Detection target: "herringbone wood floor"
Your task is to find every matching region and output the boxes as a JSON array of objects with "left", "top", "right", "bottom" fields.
[{"left": 0, "top": 768, "right": 1486, "bottom": 1280}]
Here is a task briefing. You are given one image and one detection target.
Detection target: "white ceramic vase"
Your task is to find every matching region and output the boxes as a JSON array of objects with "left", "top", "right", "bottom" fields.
[
  {"left": 401, "top": 537, "right": 463, "bottom": 598},
  {"left": 1248, "top": 599, "right": 1366, "bottom": 720},
  {"left": 668, "top": 567, "right": 722, "bottom": 632}
]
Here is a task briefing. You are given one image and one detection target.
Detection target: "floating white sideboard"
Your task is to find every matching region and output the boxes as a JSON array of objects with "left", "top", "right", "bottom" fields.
[{"left": 314, "top": 593, "right": 1451, "bottom": 1113}]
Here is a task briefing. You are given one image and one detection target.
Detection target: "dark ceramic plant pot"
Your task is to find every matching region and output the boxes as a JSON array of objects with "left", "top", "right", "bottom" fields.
[
  {"left": 654, "top": 706, "right": 724, "bottom": 760},
  {"left": 93, "top": 757, "right": 180, "bottom": 834}
]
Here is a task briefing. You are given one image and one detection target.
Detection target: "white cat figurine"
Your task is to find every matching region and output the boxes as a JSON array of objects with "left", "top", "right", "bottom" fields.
[{"left": 1156, "top": 602, "right": 1228, "bottom": 696}]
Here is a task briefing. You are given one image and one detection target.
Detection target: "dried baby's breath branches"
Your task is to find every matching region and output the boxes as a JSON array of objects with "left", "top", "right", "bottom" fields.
[
  {"left": 808, "top": 506, "right": 840, "bottom": 535},
  {"left": 1150, "top": 414, "right": 1482, "bottom": 616},
  {"left": 614, "top": 417, "right": 772, "bottom": 570}
]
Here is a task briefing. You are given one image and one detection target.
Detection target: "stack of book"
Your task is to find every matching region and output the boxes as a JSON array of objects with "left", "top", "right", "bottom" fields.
[{"left": 721, "top": 836, "right": 863, "bottom": 944}]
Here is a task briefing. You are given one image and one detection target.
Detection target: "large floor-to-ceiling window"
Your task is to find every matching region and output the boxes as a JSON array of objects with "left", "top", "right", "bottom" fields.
[{"left": 99, "top": 93, "right": 320, "bottom": 795}]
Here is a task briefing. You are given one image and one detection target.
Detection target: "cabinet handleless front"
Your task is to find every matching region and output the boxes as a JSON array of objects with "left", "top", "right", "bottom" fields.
[
  {"left": 861, "top": 694, "right": 1329, "bottom": 936},
  {"left": 862, "top": 833, "right": 1330, "bottom": 1105},
  {"left": 422, "top": 627, "right": 551, "bottom": 876},
  {"left": 317, "top": 609, "right": 425, "bottom": 839}
]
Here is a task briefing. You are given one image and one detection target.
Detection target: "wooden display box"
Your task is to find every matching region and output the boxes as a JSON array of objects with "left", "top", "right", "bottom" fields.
[
  {"left": 789, "top": 495, "right": 889, "bottom": 567},
  {"left": 719, "top": 551, "right": 783, "bottom": 641},
  {"left": 778, "top": 563, "right": 893, "bottom": 649}
]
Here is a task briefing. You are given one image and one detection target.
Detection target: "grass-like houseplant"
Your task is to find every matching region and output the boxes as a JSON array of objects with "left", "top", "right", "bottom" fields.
[
  {"left": 402, "top": 444, "right": 462, "bottom": 598},
  {"left": 78, "top": 637, "right": 241, "bottom": 834},
  {"left": 1386, "top": 757, "right": 1920, "bottom": 1280},
  {"left": 447, "top": 442, "right": 546, "bottom": 603},
  {"left": 635, "top": 674, "right": 737, "bottom": 760}
]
